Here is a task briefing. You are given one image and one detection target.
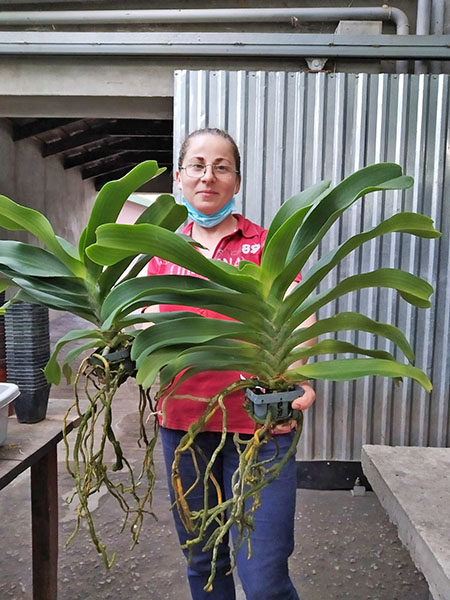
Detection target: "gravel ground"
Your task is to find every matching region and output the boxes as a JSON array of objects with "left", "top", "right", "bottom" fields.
[{"left": 0, "top": 313, "right": 430, "bottom": 600}]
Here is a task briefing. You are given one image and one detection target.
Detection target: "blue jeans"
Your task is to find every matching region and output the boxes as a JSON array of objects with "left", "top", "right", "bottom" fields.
[{"left": 160, "top": 427, "right": 300, "bottom": 600}]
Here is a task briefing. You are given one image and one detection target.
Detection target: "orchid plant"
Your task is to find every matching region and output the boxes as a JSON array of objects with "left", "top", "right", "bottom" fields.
[
  {"left": 0, "top": 161, "right": 187, "bottom": 566},
  {"left": 84, "top": 162, "right": 440, "bottom": 587}
]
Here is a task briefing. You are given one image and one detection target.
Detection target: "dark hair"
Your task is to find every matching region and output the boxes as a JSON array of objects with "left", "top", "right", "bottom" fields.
[{"left": 177, "top": 128, "right": 241, "bottom": 174}]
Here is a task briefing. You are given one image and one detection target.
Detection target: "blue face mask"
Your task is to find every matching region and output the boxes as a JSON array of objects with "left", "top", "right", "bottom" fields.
[{"left": 182, "top": 196, "right": 236, "bottom": 228}]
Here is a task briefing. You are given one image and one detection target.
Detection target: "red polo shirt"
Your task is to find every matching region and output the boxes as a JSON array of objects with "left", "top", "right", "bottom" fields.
[{"left": 146, "top": 214, "right": 296, "bottom": 434}]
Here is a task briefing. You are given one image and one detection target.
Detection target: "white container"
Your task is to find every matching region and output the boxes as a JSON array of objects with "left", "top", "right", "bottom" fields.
[{"left": 0, "top": 383, "right": 20, "bottom": 446}]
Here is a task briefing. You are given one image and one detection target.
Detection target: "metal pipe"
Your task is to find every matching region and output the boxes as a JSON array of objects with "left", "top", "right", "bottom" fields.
[
  {"left": 431, "top": 0, "right": 445, "bottom": 32},
  {"left": 415, "top": 0, "right": 432, "bottom": 73},
  {"left": 416, "top": 0, "right": 433, "bottom": 34},
  {"left": 1, "top": 32, "right": 448, "bottom": 60},
  {"left": 0, "top": 7, "right": 410, "bottom": 35},
  {"left": 0, "top": 6, "right": 412, "bottom": 73},
  {"left": 430, "top": 0, "right": 445, "bottom": 73}
]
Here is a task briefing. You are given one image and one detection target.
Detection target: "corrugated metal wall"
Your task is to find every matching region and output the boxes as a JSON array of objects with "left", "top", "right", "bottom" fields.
[{"left": 173, "top": 70, "right": 449, "bottom": 460}]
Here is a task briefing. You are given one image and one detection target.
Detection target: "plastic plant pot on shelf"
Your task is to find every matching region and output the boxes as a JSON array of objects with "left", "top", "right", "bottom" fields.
[
  {"left": 0, "top": 382, "right": 20, "bottom": 445},
  {"left": 0, "top": 291, "right": 5, "bottom": 383},
  {"left": 5, "top": 302, "right": 51, "bottom": 423},
  {"left": 12, "top": 384, "right": 51, "bottom": 424}
]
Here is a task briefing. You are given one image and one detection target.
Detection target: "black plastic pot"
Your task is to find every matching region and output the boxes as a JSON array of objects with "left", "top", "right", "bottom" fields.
[
  {"left": 14, "top": 384, "right": 51, "bottom": 424},
  {"left": 5, "top": 302, "right": 51, "bottom": 423},
  {"left": 245, "top": 385, "right": 303, "bottom": 424},
  {"left": 88, "top": 347, "right": 136, "bottom": 385},
  {"left": 0, "top": 291, "right": 5, "bottom": 382}
]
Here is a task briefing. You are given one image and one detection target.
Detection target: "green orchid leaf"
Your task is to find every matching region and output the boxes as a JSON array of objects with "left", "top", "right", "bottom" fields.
[
  {"left": 158, "top": 348, "right": 272, "bottom": 390},
  {"left": 260, "top": 206, "right": 311, "bottom": 291},
  {"left": 62, "top": 340, "right": 103, "bottom": 372},
  {"left": 130, "top": 309, "right": 204, "bottom": 325},
  {"left": 115, "top": 254, "right": 153, "bottom": 282},
  {"left": 112, "top": 313, "right": 157, "bottom": 329},
  {"left": 0, "top": 277, "right": 12, "bottom": 294},
  {"left": 11, "top": 278, "right": 98, "bottom": 324},
  {"left": 11, "top": 274, "right": 91, "bottom": 304},
  {"left": 44, "top": 328, "right": 105, "bottom": 384},
  {"left": 81, "top": 161, "right": 165, "bottom": 252},
  {"left": 282, "top": 212, "right": 440, "bottom": 313},
  {"left": 111, "top": 293, "right": 267, "bottom": 331},
  {"left": 270, "top": 165, "right": 414, "bottom": 299},
  {"left": 101, "top": 275, "right": 273, "bottom": 330},
  {"left": 261, "top": 180, "right": 333, "bottom": 289},
  {"left": 0, "top": 195, "right": 84, "bottom": 276},
  {"left": 96, "top": 194, "right": 187, "bottom": 298},
  {"left": 265, "top": 179, "right": 331, "bottom": 245},
  {"left": 62, "top": 362, "right": 73, "bottom": 385},
  {"left": 111, "top": 309, "right": 208, "bottom": 331},
  {"left": 134, "top": 347, "right": 191, "bottom": 389},
  {"left": 132, "top": 317, "right": 268, "bottom": 367},
  {"left": 3, "top": 289, "right": 36, "bottom": 307},
  {"left": 0, "top": 271, "right": 95, "bottom": 323},
  {"left": 0, "top": 214, "right": 20, "bottom": 229},
  {"left": 87, "top": 224, "right": 262, "bottom": 294},
  {"left": 237, "top": 260, "right": 262, "bottom": 279},
  {"left": 102, "top": 275, "right": 234, "bottom": 319},
  {"left": 283, "top": 268, "right": 434, "bottom": 332},
  {"left": 284, "top": 339, "right": 396, "bottom": 368},
  {"left": 280, "top": 312, "right": 414, "bottom": 362},
  {"left": 97, "top": 255, "right": 146, "bottom": 300},
  {"left": 56, "top": 236, "right": 80, "bottom": 260},
  {"left": 78, "top": 227, "right": 88, "bottom": 258},
  {"left": 5, "top": 277, "right": 98, "bottom": 324},
  {"left": 0, "top": 241, "right": 76, "bottom": 278},
  {"left": 133, "top": 330, "right": 255, "bottom": 389},
  {"left": 135, "top": 338, "right": 256, "bottom": 389},
  {"left": 289, "top": 167, "right": 413, "bottom": 262},
  {"left": 81, "top": 161, "right": 166, "bottom": 278},
  {"left": 177, "top": 233, "right": 203, "bottom": 246},
  {"left": 284, "top": 358, "right": 432, "bottom": 392},
  {"left": 0, "top": 267, "right": 90, "bottom": 300},
  {"left": 135, "top": 193, "right": 186, "bottom": 228}
]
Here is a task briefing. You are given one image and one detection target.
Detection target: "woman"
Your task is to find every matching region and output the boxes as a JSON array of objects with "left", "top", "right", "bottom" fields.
[{"left": 146, "top": 128, "right": 316, "bottom": 600}]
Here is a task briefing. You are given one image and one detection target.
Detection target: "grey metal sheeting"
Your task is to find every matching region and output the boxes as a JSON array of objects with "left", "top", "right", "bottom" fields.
[{"left": 174, "top": 70, "right": 449, "bottom": 460}]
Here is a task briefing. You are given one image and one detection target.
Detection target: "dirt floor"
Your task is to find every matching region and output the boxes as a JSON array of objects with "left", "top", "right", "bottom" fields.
[{"left": 0, "top": 313, "right": 430, "bottom": 600}]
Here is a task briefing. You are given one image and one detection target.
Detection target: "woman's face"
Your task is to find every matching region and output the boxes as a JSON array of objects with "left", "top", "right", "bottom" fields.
[{"left": 176, "top": 133, "right": 241, "bottom": 215}]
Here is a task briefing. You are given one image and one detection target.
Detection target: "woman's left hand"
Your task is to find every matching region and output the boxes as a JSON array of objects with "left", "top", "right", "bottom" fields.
[
  {"left": 292, "top": 382, "right": 316, "bottom": 411},
  {"left": 269, "top": 382, "right": 316, "bottom": 434}
]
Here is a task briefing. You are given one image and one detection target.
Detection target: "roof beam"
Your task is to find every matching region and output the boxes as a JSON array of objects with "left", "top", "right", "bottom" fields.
[
  {"left": 81, "top": 151, "right": 173, "bottom": 179},
  {"left": 94, "top": 164, "right": 171, "bottom": 190},
  {"left": 83, "top": 159, "right": 137, "bottom": 181},
  {"left": 42, "top": 120, "right": 172, "bottom": 157},
  {"left": 63, "top": 136, "right": 173, "bottom": 168},
  {"left": 11, "top": 118, "right": 83, "bottom": 140}
]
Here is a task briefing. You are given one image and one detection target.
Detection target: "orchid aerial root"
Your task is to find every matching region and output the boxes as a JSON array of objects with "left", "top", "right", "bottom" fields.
[
  {"left": 169, "top": 379, "right": 304, "bottom": 591},
  {"left": 63, "top": 353, "right": 159, "bottom": 568}
]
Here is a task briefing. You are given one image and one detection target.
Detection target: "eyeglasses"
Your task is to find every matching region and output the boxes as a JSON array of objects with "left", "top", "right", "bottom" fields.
[{"left": 180, "top": 163, "right": 239, "bottom": 179}]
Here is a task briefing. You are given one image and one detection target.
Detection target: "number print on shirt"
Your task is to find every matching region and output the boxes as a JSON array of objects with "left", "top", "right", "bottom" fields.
[{"left": 242, "top": 243, "right": 261, "bottom": 254}]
